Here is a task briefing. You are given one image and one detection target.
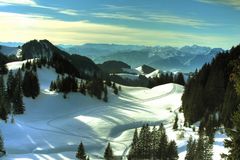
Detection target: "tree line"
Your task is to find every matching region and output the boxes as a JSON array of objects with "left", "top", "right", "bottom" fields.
[
  {"left": 148, "top": 72, "right": 185, "bottom": 88},
  {"left": 128, "top": 123, "right": 178, "bottom": 160},
  {"left": 50, "top": 73, "right": 120, "bottom": 102},
  {"left": 0, "top": 66, "right": 40, "bottom": 122},
  {"left": 76, "top": 141, "right": 114, "bottom": 160},
  {"left": 182, "top": 45, "right": 240, "bottom": 129}
]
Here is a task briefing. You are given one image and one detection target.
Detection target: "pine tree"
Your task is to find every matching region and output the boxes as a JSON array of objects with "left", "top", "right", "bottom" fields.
[
  {"left": 0, "top": 134, "right": 5, "bottom": 152},
  {"left": 22, "top": 70, "right": 40, "bottom": 98},
  {"left": 167, "top": 140, "right": 178, "bottom": 160},
  {"left": 0, "top": 106, "right": 7, "bottom": 122},
  {"left": 13, "top": 82, "right": 24, "bottom": 114},
  {"left": 0, "top": 75, "right": 5, "bottom": 99},
  {"left": 105, "top": 76, "right": 112, "bottom": 87},
  {"left": 128, "top": 128, "right": 139, "bottom": 159},
  {"left": 193, "top": 133, "right": 213, "bottom": 160},
  {"left": 132, "top": 128, "right": 139, "bottom": 147},
  {"left": 175, "top": 72, "right": 185, "bottom": 86},
  {"left": 104, "top": 143, "right": 114, "bottom": 160},
  {"left": 185, "top": 136, "right": 196, "bottom": 160},
  {"left": 7, "top": 70, "right": 15, "bottom": 101},
  {"left": 194, "top": 133, "right": 205, "bottom": 160},
  {"left": 224, "top": 107, "right": 240, "bottom": 159},
  {"left": 103, "top": 85, "right": 108, "bottom": 102},
  {"left": 31, "top": 71, "right": 40, "bottom": 98},
  {"left": 49, "top": 81, "right": 56, "bottom": 91},
  {"left": 205, "top": 116, "right": 215, "bottom": 144},
  {"left": 0, "top": 63, "right": 8, "bottom": 75},
  {"left": 0, "top": 76, "right": 5, "bottom": 115},
  {"left": 13, "top": 69, "right": 24, "bottom": 114},
  {"left": 79, "top": 81, "right": 86, "bottom": 95},
  {"left": 21, "top": 63, "right": 25, "bottom": 71},
  {"left": 76, "top": 142, "right": 86, "bottom": 160},
  {"left": 112, "top": 83, "right": 118, "bottom": 95},
  {"left": 157, "top": 123, "right": 168, "bottom": 160},
  {"left": 173, "top": 114, "right": 178, "bottom": 130},
  {"left": 203, "top": 136, "right": 213, "bottom": 160},
  {"left": 143, "top": 124, "right": 151, "bottom": 158},
  {"left": 151, "top": 125, "right": 159, "bottom": 158}
]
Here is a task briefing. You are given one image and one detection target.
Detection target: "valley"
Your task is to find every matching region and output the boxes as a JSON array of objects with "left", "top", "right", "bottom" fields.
[{"left": 1, "top": 60, "right": 227, "bottom": 159}]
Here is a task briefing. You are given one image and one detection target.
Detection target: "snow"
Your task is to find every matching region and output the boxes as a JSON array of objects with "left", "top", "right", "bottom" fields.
[
  {"left": 135, "top": 66, "right": 144, "bottom": 74},
  {"left": 0, "top": 60, "right": 228, "bottom": 160},
  {"left": 145, "top": 69, "right": 161, "bottom": 78},
  {"left": 121, "top": 68, "right": 140, "bottom": 75},
  {"left": 114, "top": 73, "right": 140, "bottom": 80}
]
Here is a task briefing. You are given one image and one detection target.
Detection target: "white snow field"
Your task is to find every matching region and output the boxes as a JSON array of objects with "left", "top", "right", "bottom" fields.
[{"left": 1, "top": 61, "right": 228, "bottom": 160}]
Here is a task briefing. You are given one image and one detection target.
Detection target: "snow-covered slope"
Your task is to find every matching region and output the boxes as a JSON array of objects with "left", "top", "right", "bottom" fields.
[
  {"left": 1, "top": 60, "right": 228, "bottom": 160},
  {"left": 145, "top": 69, "right": 162, "bottom": 78},
  {"left": 121, "top": 68, "right": 141, "bottom": 75},
  {"left": 114, "top": 73, "right": 140, "bottom": 80}
]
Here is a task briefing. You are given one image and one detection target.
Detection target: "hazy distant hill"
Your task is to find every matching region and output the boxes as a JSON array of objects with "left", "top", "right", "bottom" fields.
[
  {"left": 62, "top": 43, "right": 224, "bottom": 73},
  {"left": 0, "top": 45, "right": 21, "bottom": 57}
]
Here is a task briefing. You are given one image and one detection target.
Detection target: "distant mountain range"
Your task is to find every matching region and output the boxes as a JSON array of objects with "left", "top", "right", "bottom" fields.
[
  {"left": 60, "top": 44, "right": 224, "bottom": 73},
  {"left": 0, "top": 45, "right": 21, "bottom": 57},
  {"left": 0, "top": 42, "right": 23, "bottom": 47},
  {"left": 0, "top": 41, "right": 224, "bottom": 73}
]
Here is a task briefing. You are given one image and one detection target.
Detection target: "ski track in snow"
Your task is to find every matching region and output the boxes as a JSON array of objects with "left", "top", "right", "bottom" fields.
[
  {"left": 2, "top": 61, "right": 227, "bottom": 160},
  {"left": 4, "top": 83, "right": 178, "bottom": 159}
]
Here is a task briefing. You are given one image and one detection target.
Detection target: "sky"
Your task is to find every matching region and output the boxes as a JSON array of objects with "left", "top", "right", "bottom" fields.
[{"left": 0, "top": 0, "right": 240, "bottom": 49}]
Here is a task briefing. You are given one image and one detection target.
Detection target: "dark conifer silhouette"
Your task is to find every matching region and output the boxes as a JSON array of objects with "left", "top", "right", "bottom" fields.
[
  {"left": 104, "top": 143, "right": 114, "bottom": 160},
  {"left": 76, "top": 142, "right": 86, "bottom": 160}
]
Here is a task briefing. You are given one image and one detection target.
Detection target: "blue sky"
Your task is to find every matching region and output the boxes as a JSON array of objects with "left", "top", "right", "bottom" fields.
[{"left": 0, "top": 0, "right": 240, "bottom": 48}]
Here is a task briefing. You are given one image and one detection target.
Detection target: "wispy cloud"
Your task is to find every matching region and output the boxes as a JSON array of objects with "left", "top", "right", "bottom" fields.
[
  {"left": 0, "top": 0, "right": 79, "bottom": 16},
  {"left": 58, "top": 9, "right": 79, "bottom": 16},
  {"left": 93, "top": 4, "right": 215, "bottom": 28},
  {"left": 0, "top": 0, "right": 36, "bottom": 6},
  {"left": 0, "top": 11, "right": 234, "bottom": 49},
  {"left": 197, "top": 0, "right": 240, "bottom": 10},
  {"left": 91, "top": 12, "right": 144, "bottom": 21},
  {"left": 148, "top": 14, "right": 214, "bottom": 28},
  {"left": 91, "top": 11, "right": 213, "bottom": 28},
  {"left": 102, "top": 4, "right": 137, "bottom": 11}
]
